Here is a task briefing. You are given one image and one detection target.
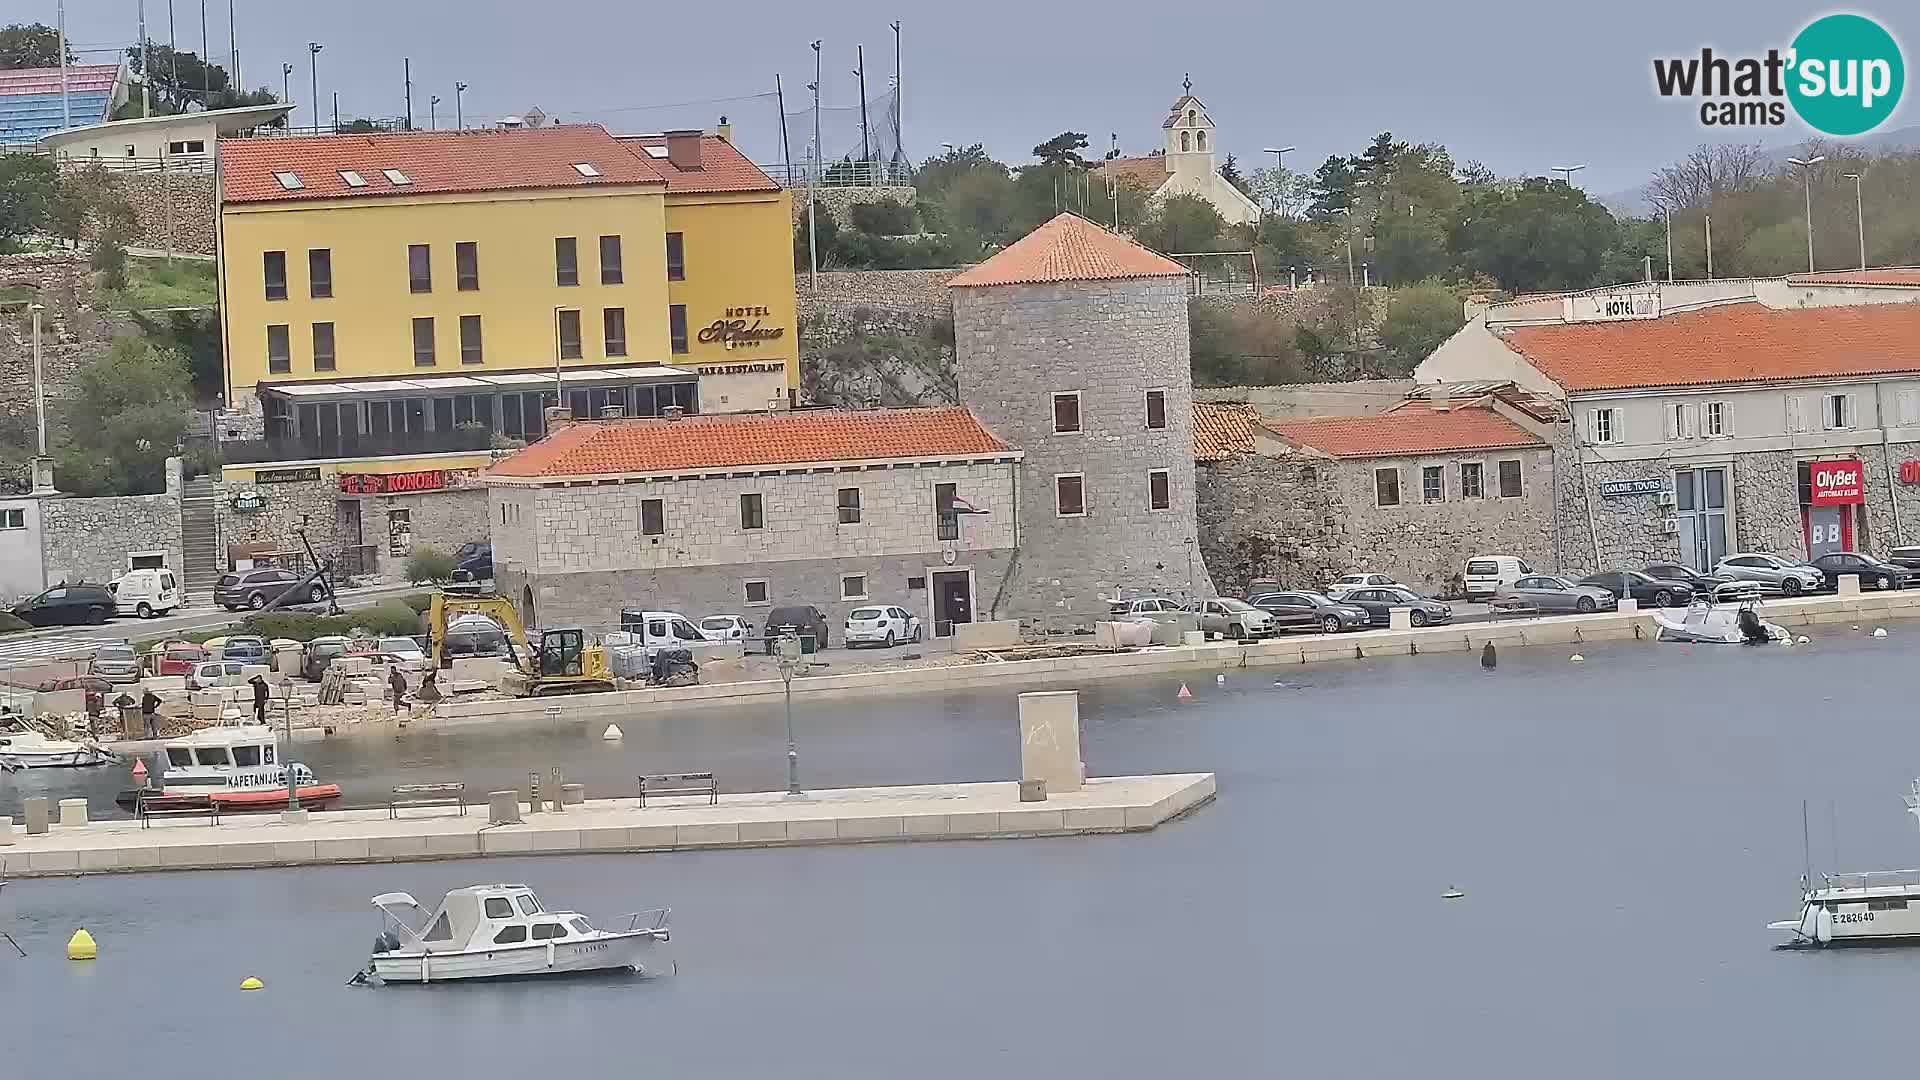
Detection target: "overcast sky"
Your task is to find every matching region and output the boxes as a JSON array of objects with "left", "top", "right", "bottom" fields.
[{"left": 53, "top": 0, "right": 1911, "bottom": 198}]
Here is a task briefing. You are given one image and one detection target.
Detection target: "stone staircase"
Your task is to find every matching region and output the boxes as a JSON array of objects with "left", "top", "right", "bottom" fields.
[{"left": 180, "top": 476, "right": 220, "bottom": 605}]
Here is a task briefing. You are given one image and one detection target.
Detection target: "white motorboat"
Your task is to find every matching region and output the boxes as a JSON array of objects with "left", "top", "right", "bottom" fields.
[
  {"left": 0, "top": 727, "right": 116, "bottom": 769},
  {"left": 1770, "top": 781, "right": 1920, "bottom": 947},
  {"left": 1653, "top": 597, "right": 1788, "bottom": 644},
  {"left": 117, "top": 719, "right": 340, "bottom": 811},
  {"left": 354, "top": 884, "right": 670, "bottom": 984}
]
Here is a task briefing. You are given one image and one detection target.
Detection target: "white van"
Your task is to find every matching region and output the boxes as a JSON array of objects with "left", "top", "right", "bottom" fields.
[
  {"left": 1463, "top": 555, "right": 1534, "bottom": 600},
  {"left": 110, "top": 567, "right": 183, "bottom": 618}
]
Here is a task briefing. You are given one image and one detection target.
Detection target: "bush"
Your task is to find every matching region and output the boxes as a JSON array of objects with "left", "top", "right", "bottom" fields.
[
  {"left": 92, "top": 234, "right": 129, "bottom": 292},
  {"left": 241, "top": 612, "right": 353, "bottom": 642},
  {"left": 0, "top": 611, "right": 31, "bottom": 634},
  {"left": 849, "top": 198, "right": 915, "bottom": 236},
  {"left": 405, "top": 548, "right": 456, "bottom": 584},
  {"left": 349, "top": 602, "right": 426, "bottom": 638},
  {"left": 400, "top": 592, "right": 435, "bottom": 614}
]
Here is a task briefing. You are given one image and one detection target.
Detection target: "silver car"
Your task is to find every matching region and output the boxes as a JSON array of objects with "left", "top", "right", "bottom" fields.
[
  {"left": 1493, "top": 575, "right": 1620, "bottom": 614},
  {"left": 1713, "top": 553, "right": 1824, "bottom": 596},
  {"left": 1183, "top": 597, "right": 1277, "bottom": 638},
  {"left": 88, "top": 642, "right": 141, "bottom": 684}
]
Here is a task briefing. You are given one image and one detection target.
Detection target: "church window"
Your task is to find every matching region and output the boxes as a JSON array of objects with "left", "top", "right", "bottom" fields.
[
  {"left": 1196, "top": 131, "right": 1207, "bottom": 151},
  {"left": 1187, "top": 109, "right": 1196, "bottom": 124},
  {"left": 1180, "top": 131, "right": 1190, "bottom": 152}
]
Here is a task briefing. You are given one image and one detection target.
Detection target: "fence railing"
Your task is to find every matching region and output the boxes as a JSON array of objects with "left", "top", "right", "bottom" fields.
[
  {"left": 220, "top": 426, "right": 497, "bottom": 465},
  {"left": 1, "top": 146, "right": 216, "bottom": 175},
  {"left": 760, "top": 159, "right": 914, "bottom": 188}
]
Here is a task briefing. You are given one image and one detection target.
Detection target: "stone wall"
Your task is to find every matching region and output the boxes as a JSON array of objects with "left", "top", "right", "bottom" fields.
[
  {"left": 378, "top": 490, "right": 489, "bottom": 567},
  {"left": 798, "top": 269, "right": 959, "bottom": 322},
  {"left": 112, "top": 171, "right": 217, "bottom": 256},
  {"left": 1196, "top": 454, "right": 1341, "bottom": 594},
  {"left": 790, "top": 186, "right": 917, "bottom": 225},
  {"left": 1193, "top": 380, "right": 1414, "bottom": 417},
  {"left": 0, "top": 253, "right": 126, "bottom": 438},
  {"left": 39, "top": 459, "right": 184, "bottom": 586},
  {"left": 214, "top": 472, "right": 490, "bottom": 577},
  {"left": 797, "top": 270, "right": 965, "bottom": 409},
  {"left": 499, "top": 548, "right": 1016, "bottom": 633},
  {"left": 955, "top": 276, "right": 1215, "bottom": 615}
]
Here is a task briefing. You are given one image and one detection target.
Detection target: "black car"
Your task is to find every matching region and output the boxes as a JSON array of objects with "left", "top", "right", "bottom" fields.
[
  {"left": 1809, "top": 551, "right": 1911, "bottom": 591},
  {"left": 763, "top": 605, "right": 831, "bottom": 654},
  {"left": 1889, "top": 546, "right": 1920, "bottom": 571},
  {"left": 450, "top": 541, "right": 493, "bottom": 583},
  {"left": 1580, "top": 570, "right": 1695, "bottom": 607},
  {"left": 215, "top": 567, "right": 326, "bottom": 611},
  {"left": 14, "top": 582, "right": 117, "bottom": 626},
  {"left": 1336, "top": 586, "right": 1453, "bottom": 627},
  {"left": 1249, "top": 591, "right": 1371, "bottom": 634},
  {"left": 1643, "top": 563, "right": 1730, "bottom": 592}
]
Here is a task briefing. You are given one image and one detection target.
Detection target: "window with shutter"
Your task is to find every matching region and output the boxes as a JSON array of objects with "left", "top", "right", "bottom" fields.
[{"left": 1786, "top": 396, "right": 1805, "bottom": 432}]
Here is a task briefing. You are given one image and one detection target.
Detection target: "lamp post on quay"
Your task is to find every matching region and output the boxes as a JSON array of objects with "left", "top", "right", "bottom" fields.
[
  {"left": 1843, "top": 171, "right": 1866, "bottom": 270},
  {"left": 1787, "top": 155, "right": 1826, "bottom": 272}
]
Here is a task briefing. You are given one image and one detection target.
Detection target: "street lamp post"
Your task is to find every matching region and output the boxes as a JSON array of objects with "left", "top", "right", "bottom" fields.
[
  {"left": 807, "top": 40, "right": 822, "bottom": 292},
  {"left": 280, "top": 62, "right": 291, "bottom": 111},
  {"left": 1843, "top": 171, "right": 1866, "bottom": 270},
  {"left": 307, "top": 42, "right": 323, "bottom": 134},
  {"left": 1262, "top": 145, "right": 1294, "bottom": 216},
  {"left": 430, "top": 95, "right": 440, "bottom": 130},
  {"left": 1550, "top": 164, "right": 1586, "bottom": 186},
  {"left": 27, "top": 304, "right": 53, "bottom": 496},
  {"left": 1787, "top": 155, "right": 1826, "bottom": 273},
  {"left": 455, "top": 82, "right": 467, "bottom": 129},
  {"left": 776, "top": 636, "right": 805, "bottom": 795}
]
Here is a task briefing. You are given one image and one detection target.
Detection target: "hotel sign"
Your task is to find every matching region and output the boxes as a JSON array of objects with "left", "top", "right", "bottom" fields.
[
  {"left": 1564, "top": 288, "right": 1660, "bottom": 323},
  {"left": 698, "top": 305, "right": 786, "bottom": 349}
]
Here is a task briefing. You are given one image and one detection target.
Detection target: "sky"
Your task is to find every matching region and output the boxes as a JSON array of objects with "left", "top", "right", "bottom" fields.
[{"left": 49, "top": 0, "right": 1914, "bottom": 200}]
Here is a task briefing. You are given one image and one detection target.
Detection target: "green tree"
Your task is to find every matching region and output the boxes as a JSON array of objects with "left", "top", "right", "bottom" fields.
[
  {"left": 1031, "top": 131, "right": 1090, "bottom": 170},
  {"left": 0, "top": 153, "right": 58, "bottom": 251},
  {"left": 1136, "top": 193, "right": 1226, "bottom": 253},
  {"left": 47, "top": 164, "right": 135, "bottom": 245},
  {"left": 0, "top": 23, "right": 66, "bottom": 68},
  {"left": 1370, "top": 208, "right": 1453, "bottom": 285},
  {"left": 1219, "top": 154, "right": 1251, "bottom": 197},
  {"left": 1188, "top": 299, "right": 1307, "bottom": 387},
  {"left": 1378, "top": 282, "right": 1466, "bottom": 373},
  {"left": 130, "top": 43, "right": 274, "bottom": 113},
  {"left": 1451, "top": 178, "right": 1618, "bottom": 292},
  {"left": 849, "top": 199, "right": 915, "bottom": 236},
  {"left": 55, "top": 337, "right": 190, "bottom": 496}
]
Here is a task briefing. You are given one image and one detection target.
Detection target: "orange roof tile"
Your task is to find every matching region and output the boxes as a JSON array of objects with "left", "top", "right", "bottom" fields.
[
  {"left": 1097, "top": 155, "right": 1169, "bottom": 191},
  {"left": 1502, "top": 301, "right": 1920, "bottom": 392},
  {"left": 488, "top": 406, "right": 1013, "bottom": 480},
  {"left": 220, "top": 125, "right": 663, "bottom": 204},
  {"left": 1192, "top": 402, "right": 1260, "bottom": 462},
  {"left": 1787, "top": 268, "right": 1920, "bottom": 287},
  {"left": 616, "top": 133, "right": 780, "bottom": 193},
  {"left": 948, "top": 212, "right": 1188, "bottom": 288},
  {"left": 1265, "top": 405, "right": 1544, "bottom": 459}
]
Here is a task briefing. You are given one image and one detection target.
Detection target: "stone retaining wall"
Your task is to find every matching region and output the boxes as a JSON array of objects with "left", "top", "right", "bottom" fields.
[
  {"left": 113, "top": 171, "right": 217, "bottom": 256},
  {"left": 790, "top": 185, "right": 917, "bottom": 225}
]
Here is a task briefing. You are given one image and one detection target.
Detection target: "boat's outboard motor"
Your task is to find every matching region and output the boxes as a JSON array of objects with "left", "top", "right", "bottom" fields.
[
  {"left": 372, "top": 931, "right": 401, "bottom": 954},
  {"left": 1737, "top": 605, "right": 1770, "bottom": 645}
]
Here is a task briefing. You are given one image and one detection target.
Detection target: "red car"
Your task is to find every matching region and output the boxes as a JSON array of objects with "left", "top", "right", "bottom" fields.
[{"left": 147, "top": 640, "right": 209, "bottom": 677}]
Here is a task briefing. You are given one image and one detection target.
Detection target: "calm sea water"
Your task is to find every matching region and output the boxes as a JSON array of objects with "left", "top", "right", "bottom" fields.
[{"left": 8, "top": 633, "right": 1920, "bottom": 1079}]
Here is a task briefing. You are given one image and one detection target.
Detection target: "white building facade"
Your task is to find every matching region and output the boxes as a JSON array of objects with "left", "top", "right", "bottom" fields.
[
  {"left": 1098, "top": 87, "right": 1262, "bottom": 227},
  {"left": 1418, "top": 270, "right": 1920, "bottom": 573}
]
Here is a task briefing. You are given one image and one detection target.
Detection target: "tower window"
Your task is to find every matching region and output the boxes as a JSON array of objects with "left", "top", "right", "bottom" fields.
[{"left": 1180, "top": 131, "right": 1190, "bottom": 152}]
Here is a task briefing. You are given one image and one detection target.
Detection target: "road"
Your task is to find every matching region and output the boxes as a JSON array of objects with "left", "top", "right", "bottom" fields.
[{"left": 0, "top": 582, "right": 422, "bottom": 662}]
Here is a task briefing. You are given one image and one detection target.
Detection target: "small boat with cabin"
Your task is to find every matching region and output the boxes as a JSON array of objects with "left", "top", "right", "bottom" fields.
[
  {"left": 353, "top": 884, "right": 670, "bottom": 984},
  {"left": 1654, "top": 584, "right": 1788, "bottom": 645},
  {"left": 113, "top": 718, "right": 340, "bottom": 812},
  {"left": 1770, "top": 780, "right": 1920, "bottom": 947}
]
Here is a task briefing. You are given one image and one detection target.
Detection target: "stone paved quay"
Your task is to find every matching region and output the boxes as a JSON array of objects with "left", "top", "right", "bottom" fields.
[{"left": 0, "top": 773, "right": 1215, "bottom": 878}]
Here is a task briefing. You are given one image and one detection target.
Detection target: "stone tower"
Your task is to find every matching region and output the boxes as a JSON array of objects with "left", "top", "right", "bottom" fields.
[
  {"left": 950, "top": 212, "right": 1216, "bottom": 618},
  {"left": 1162, "top": 85, "right": 1217, "bottom": 188}
]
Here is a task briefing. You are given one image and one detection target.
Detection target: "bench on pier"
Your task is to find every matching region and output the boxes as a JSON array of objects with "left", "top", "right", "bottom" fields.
[
  {"left": 138, "top": 795, "right": 221, "bottom": 828},
  {"left": 389, "top": 782, "right": 467, "bottom": 819},
  {"left": 638, "top": 772, "right": 718, "bottom": 808},
  {"left": 1488, "top": 599, "right": 1538, "bottom": 620}
]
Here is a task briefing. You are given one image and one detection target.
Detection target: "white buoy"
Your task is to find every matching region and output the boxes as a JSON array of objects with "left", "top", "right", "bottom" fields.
[
  {"left": 1569, "top": 654, "right": 1585, "bottom": 663},
  {"left": 1874, "top": 627, "right": 1889, "bottom": 638},
  {"left": 1797, "top": 635, "right": 1811, "bottom": 645},
  {"left": 1853, "top": 625, "right": 1862, "bottom": 632},
  {"left": 1441, "top": 887, "right": 1465, "bottom": 900},
  {"left": 1215, "top": 673, "right": 1226, "bottom": 685},
  {"left": 601, "top": 724, "right": 623, "bottom": 741}
]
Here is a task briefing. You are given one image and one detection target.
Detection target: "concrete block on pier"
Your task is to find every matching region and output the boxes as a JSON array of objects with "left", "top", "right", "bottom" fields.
[
  {"left": 23, "top": 797, "right": 49, "bottom": 835},
  {"left": 487, "top": 790, "right": 521, "bottom": 825},
  {"left": 0, "top": 815, "right": 12, "bottom": 845},
  {"left": 1389, "top": 606, "right": 1413, "bottom": 631},
  {"left": 1019, "top": 690, "right": 1083, "bottom": 795},
  {"left": 1838, "top": 574, "right": 1862, "bottom": 596},
  {"left": 58, "top": 798, "right": 88, "bottom": 827},
  {"left": 952, "top": 620, "right": 1021, "bottom": 650}
]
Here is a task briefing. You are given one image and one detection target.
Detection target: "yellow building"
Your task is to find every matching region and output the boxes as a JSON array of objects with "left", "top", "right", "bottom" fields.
[
  {"left": 217, "top": 124, "right": 795, "bottom": 472},
  {"left": 213, "top": 124, "right": 793, "bottom": 571}
]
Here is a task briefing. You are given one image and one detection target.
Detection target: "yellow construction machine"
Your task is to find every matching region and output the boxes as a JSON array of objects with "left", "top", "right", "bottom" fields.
[{"left": 427, "top": 592, "right": 615, "bottom": 697}]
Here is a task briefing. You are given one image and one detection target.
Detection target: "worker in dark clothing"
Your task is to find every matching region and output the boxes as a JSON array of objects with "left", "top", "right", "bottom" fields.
[
  {"left": 140, "top": 689, "right": 162, "bottom": 739},
  {"left": 250, "top": 674, "right": 270, "bottom": 724},
  {"left": 388, "top": 667, "right": 409, "bottom": 713}
]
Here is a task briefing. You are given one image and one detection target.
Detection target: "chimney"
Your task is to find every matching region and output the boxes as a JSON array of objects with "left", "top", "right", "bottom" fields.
[
  {"left": 716, "top": 115, "right": 732, "bottom": 144},
  {"left": 1430, "top": 383, "right": 1451, "bottom": 411},
  {"left": 664, "top": 129, "right": 704, "bottom": 171},
  {"left": 543, "top": 405, "right": 574, "bottom": 434}
]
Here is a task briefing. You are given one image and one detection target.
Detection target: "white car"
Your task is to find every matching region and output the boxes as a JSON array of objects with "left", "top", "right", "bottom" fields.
[
  {"left": 378, "top": 636, "right": 429, "bottom": 671},
  {"left": 1328, "top": 572, "right": 1399, "bottom": 595},
  {"left": 698, "top": 614, "right": 752, "bottom": 641},
  {"left": 844, "top": 605, "right": 921, "bottom": 648}
]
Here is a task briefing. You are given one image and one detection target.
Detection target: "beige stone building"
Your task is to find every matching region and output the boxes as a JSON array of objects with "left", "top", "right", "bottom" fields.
[{"left": 1098, "top": 84, "right": 1262, "bottom": 227}]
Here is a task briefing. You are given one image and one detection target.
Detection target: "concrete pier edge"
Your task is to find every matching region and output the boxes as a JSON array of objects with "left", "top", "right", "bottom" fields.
[{"left": 0, "top": 773, "right": 1217, "bottom": 879}]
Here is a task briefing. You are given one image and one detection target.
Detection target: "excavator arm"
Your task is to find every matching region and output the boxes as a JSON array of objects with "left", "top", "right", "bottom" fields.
[{"left": 427, "top": 592, "right": 534, "bottom": 673}]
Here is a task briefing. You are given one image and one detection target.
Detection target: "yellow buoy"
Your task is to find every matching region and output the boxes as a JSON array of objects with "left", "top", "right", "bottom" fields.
[
  {"left": 66, "top": 928, "right": 97, "bottom": 961},
  {"left": 240, "top": 976, "right": 264, "bottom": 991}
]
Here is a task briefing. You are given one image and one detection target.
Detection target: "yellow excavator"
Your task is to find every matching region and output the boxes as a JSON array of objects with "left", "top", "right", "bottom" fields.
[{"left": 426, "top": 592, "right": 615, "bottom": 697}]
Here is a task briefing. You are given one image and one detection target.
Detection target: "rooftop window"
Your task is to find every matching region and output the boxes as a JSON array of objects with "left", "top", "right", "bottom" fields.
[
  {"left": 273, "top": 171, "right": 303, "bottom": 190},
  {"left": 572, "top": 162, "right": 602, "bottom": 177},
  {"left": 382, "top": 168, "right": 412, "bottom": 186},
  {"left": 339, "top": 170, "right": 366, "bottom": 188},
  {"left": 643, "top": 145, "right": 669, "bottom": 159}
]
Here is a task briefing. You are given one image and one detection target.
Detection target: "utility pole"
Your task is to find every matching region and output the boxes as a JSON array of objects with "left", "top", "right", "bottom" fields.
[
  {"left": 455, "top": 82, "right": 467, "bottom": 129},
  {"left": 331, "top": 92, "right": 338, "bottom": 133},
  {"left": 774, "top": 74, "right": 793, "bottom": 188},
  {"left": 1663, "top": 203, "right": 1674, "bottom": 282},
  {"left": 228, "top": 0, "right": 238, "bottom": 91},
  {"left": 403, "top": 57, "right": 413, "bottom": 130},
  {"left": 1788, "top": 155, "right": 1825, "bottom": 273},
  {"left": 199, "top": 0, "right": 209, "bottom": 107},
  {"left": 854, "top": 45, "right": 870, "bottom": 183},
  {"left": 1705, "top": 213, "right": 1714, "bottom": 280},
  {"left": 430, "top": 95, "right": 439, "bottom": 130},
  {"left": 808, "top": 40, "right": 822, "bottom": 292},
  {"left": 56, "top": 0, "right": 68, "bottom": 129},
  {"left": 27, "top": 304, "right": 55, "bottom": 497},
  {"left": 890, "top": 21, "right": 902, "bottom": 169},
  {"left": 167, "top": 0, "right": 176, "bottom": 110},
  {"left": 280, "top": 61, "right": 290, "bottom": 110},
  {"left": 308, "top": 42, "right": 322, "bottom": 135},
  {"left": 1844, "top": 171, "right": 1866, "bottom": 270},
  {"left": 138, "top": 0, "right": 150, "bottom": 117}
]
